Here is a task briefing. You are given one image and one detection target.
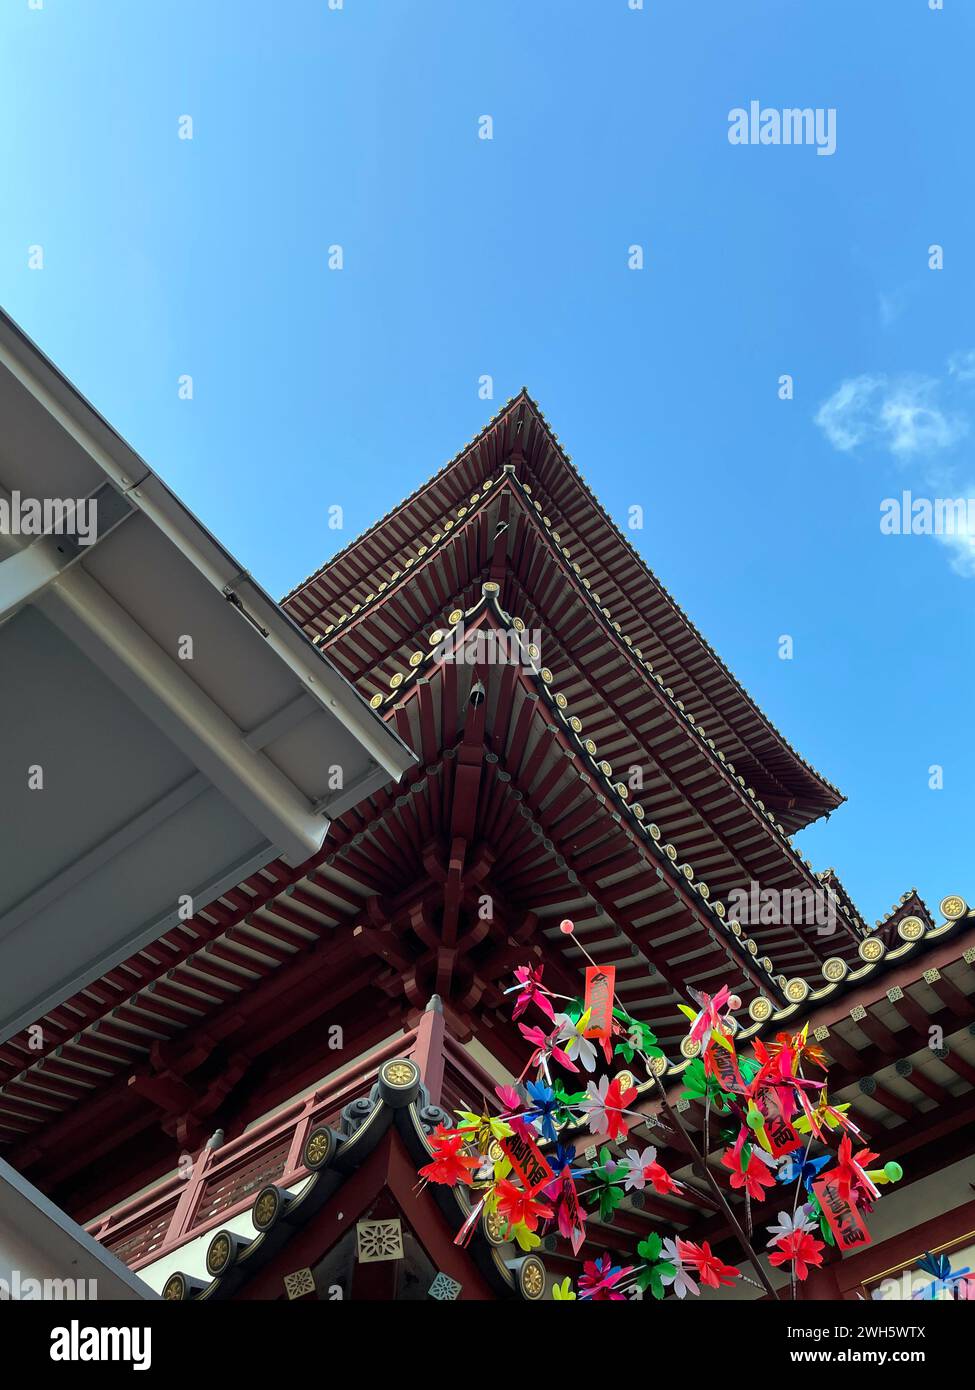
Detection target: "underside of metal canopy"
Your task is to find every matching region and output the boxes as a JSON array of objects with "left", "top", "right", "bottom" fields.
[{"left": 0, "top": 310, "right": 414, "bottom": 1045}]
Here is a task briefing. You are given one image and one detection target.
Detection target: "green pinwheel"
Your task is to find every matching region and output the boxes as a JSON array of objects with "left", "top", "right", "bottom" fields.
[
  {"left": 585, "top": 1147, "right": 628, "bottom": 1222},
  {"left": 636, "top": 1231, "right": 677, "bottom": 1299}
]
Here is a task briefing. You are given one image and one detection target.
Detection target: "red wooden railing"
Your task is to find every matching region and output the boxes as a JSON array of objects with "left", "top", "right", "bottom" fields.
[{"left": 85, "top": 1011, "right": 504, "bottom": 1272}]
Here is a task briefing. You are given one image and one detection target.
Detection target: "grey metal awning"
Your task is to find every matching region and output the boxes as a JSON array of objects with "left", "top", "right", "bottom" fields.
[
  {"left": 0, "top": 1156, "right": 157, "bottom": 1299},
  {"left": 0, "top": 309, "right": 414, "bottom": 1044}
]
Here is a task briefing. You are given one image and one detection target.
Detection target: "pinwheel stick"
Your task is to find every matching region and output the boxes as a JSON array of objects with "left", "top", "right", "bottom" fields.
[{"left": 650, "top": 1071, "right": 780, "bottom": 1301}]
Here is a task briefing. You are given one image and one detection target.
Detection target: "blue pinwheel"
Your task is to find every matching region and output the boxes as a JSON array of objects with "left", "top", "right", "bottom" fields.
[
  {"left": 777, "top": 1152, "right": 830, "bottom": 1192},
  {"left": 525, "top": 1080, "right": 560, "bottom": 1144},
  {"left": 913, "top": 1251, "right": 973, "bottom": 1300}
]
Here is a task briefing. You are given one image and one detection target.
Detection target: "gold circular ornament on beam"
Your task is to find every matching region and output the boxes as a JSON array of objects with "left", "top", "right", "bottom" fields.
[
  {"left": 647, "top": 823, "right": 661, "bottom": 841},
  {"left": 940, "top": 895, "right": 967, "bottom": 921},
  {"left": 483, "top": 1206, "right": 507, "bottom": 1246},
  {"left": 482, "top": 581, "right": 500, "bottom": 594},
  {"left": 822, "top": 957, "right": 848, "bottom": 983},
  {"left": 540, "top": 668, "right": 554, "bottom": 684},
  {"left": 569, "top": 716, "right": 583, "bottom": 733},
  {"left": 745, "top": 938, "right": 759, "bottom": 956},
  {"left": 389, "top": 672, "right": 404, "bottom": 689},
  {"left": 858, "top": 937, "right": 886, "bottom": 963},
  {"left": 584, "top": 739, "right": 597, "bottom": 756},
  {"left": 369, "top": 693, "right": 384, "bottom": 709},
  {"left": 448, "top": 609, "right": 464, "bottom": 625},
  {"left": 528, "top": 644, "right": 540, "bottom": 661},
  {"left": 382, "top": 1058, "right": 419, "bottom": 1089},
  {"left": 748, "top": 996, "right": 774, "bottom": 1023},
  {"left": 680, "top": 1036, "right": 701, "bottom": 1059},
  {"left": 615, "top": 783, "right": 629, "bottom": 800},
  {"left": 615, "top": 1070, "right": 636, "bottom": 1092},
  {"left": 648, "top": 1053, "right": 668, "bottom": 1077},
  {"left": 409, "top": 651, "right": 424, "bottom": 667},
  {"left": 663, "top": 843, "right": 677, "bottom": 861},
  {"left": 206, "top": 1231, "right": 233, "bottom": 1278},
  {"left": 713, "top": 900, "right": 726, "bottom": 918},
  {"left": 519, "top": 1255, "right": 546, "bottom": 1301},
  {"left": 163, "top": 1273, "right": 189, "bottom": 1301},
  {"left": 784, "top": 977, "right": 810, "bottom": 1003},
  {"left": 303, "top": 1126, "right": 335, "bottom": 1171},
  {"left": 632, "top": 803, "right": 645, "bottom": 819},
  {"left": 253, "top": 1185, "right": 284, "bottom": 1232},
  {"left": 428, "top": 629, "right": 445, "bottom": 646},
  {"left": 897, "top": 916, "right": 925, "bottom": 942}
]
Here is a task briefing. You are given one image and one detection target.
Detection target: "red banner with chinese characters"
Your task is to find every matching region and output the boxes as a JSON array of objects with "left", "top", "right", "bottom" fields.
[
  {"left": 813, "top": 1174, "right": 872, "bottom": 1251},
  {"left": 583, "top": 966, "right": 616, "bottom": 1040},
  {"left": 764, "top": 1089, "right": 803, "bottom": 1158},
  {"left": 499, "top": 1128, "right": 555, "bottom": 1196}
]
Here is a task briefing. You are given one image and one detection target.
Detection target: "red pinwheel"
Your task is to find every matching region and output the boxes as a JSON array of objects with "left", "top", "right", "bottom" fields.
[
  {"left": 511, "top": 964, "right": 555, "bottom": 1022},
  {"left": 721, "top": 1146, "right": 777, "bottom": 1202},
  {"left": 769, "top": 1229, "right": 825, "bottom": 1282},
  {"left": 678, "top": 1239, "right": 739, "bottom": 1290},
  {"left": 418, "top": 1126, "right": 480, "bottom": 1188},
  {"left": 832, "top": 1133, "right": 880, "bottom": 1200},
  {"left": 586, "top": 1074, "right": 638, "bottom": 1141},
  {"left": 494, "top": 1179, "right": 553, "bottom": 1233},
  {"left": 577, "top": 1254, "right": 635, "bottom": 1301}
]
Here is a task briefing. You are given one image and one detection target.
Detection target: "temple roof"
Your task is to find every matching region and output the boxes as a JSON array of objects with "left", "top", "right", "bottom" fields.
[{"left": 282, "top": 392, "right": 844, "bottom": 833}]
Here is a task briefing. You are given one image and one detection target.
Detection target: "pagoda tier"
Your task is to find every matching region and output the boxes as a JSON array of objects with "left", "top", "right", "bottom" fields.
[{"left": 284, "top": 391, "right": 843, "bottom": 835}]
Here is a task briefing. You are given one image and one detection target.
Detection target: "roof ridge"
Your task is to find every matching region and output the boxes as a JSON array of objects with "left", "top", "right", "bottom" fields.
[
  {"left": 516, "top": 391, "right": 843, "bottom": 805},
  {"left": 279, "top": 392, "right": 529, "bottom": 605}
]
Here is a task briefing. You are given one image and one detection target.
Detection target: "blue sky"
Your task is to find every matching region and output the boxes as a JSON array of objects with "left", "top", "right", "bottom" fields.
[{"left": 1, "top": 0, "right": 971, "bottom": 925}]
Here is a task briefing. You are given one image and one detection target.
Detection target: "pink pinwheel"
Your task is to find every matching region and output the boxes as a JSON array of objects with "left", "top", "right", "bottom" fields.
[
  {"left": 577, "top": 1253, "right": 635, "bottom": 1301},
  {"left": 585, "top": 1074, "right": 638, "bottom": 1141},
  {"left": 552, "top": 1170, "right": 587, "bottom": 1250},
  {"left": 511, "top": 964, "right": 555, "bottom": 1022},
  {"left": 494, "top": 1083, "right": 522, "bottom": 1116},
  {"left": 678, "top": 984, "right": 732, "bottom": 1046},
  {"left": 518, "top": 1021, "right": 578, "bottom": 1078},
  {"left": 660, "top": 1237, "right": 700, "bottom": 1298}
]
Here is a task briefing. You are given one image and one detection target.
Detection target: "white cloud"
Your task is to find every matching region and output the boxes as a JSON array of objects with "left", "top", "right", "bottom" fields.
[
  {"left": 947, "top": 349, "right": 975, "bottom": 382},
  {"left": 814, "top": 375, "right": 883, "bottom": 451},
  {"left": 815, "top": 374, "right": 966, "bottom": 459},
  {"left": 935, "top": 494, "right": 975, "bottom": 578}
]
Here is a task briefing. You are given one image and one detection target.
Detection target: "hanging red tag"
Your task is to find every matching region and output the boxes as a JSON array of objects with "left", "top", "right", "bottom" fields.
[
  {"left": 498, "top": 1127, "right": 555, "bottom": 1196},
  {"left": 813, "top": 1174, "right": 872, "bottom": 1251},
  {"left": 559, "top": 1169, "right": 586, "bottom": 1255},
  {"left": 583, "top": 966, "right": 616, "bottom": 1039},
  {"left": 704, "top": 1036, "right": 744, "bottom": 1093},
  {"left": 764, "top": 1089, "right": 803, "bottom": 1158}
]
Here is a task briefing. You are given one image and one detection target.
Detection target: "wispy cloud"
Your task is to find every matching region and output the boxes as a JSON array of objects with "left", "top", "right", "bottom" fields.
[
  {"left": 935, "top": 497, "right": 975, "bottom": 578},
  {"left": 816, "top": 356, "right": 975, "bottom": 579},
  {"left": 814, "top": 373, "right": 966, "bottom": 458},
  {"left": 947, "top": 349, "right": 975, "bottom": 382}
]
